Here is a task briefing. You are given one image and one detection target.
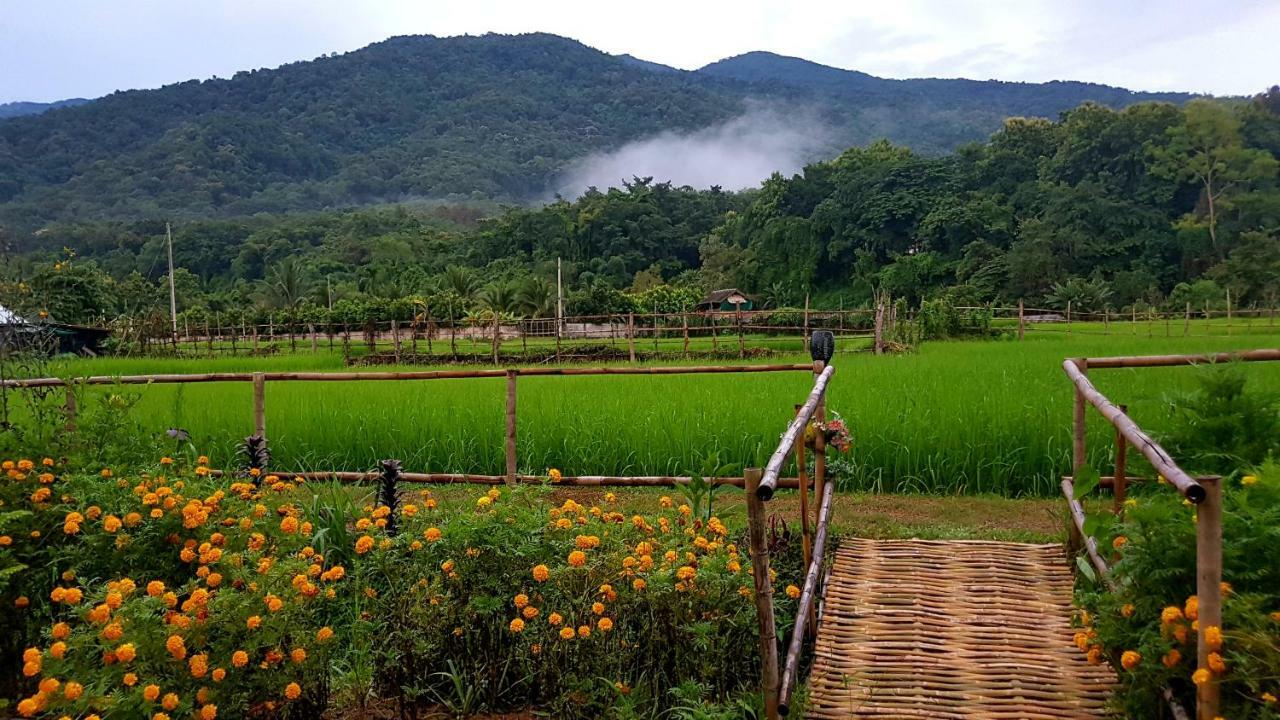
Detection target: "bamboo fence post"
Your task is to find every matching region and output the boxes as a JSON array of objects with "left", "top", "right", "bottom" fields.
[
  {"left": 1195, "top": 476, "right": 1222, "bottom": 720},
  {"left": 874, "top": 298, "right": 885, "bottom": 355},
  {"left": 682, "top": 313, "right": 690, "bottom": 357},
  {"left": 802, "top": 295, "right": 810, "bottom": 354},
  {"left": 794, "top": 403, "right": 812, "bottom": 573},
  {"left": 1066, "top": 300, "right": 1072, "bottom": 334},
  {"left": 505, "top": 370, "right": 517, "bottom": 485},
  {"left": 744, "top": 468, "right": 780, "bottom": 720},
  {"left": 627, "top": 313, "right": 636, "bottom": 363},
  {"left": 63, "top": 384, "right": 77, "bottom": 432},
  {"left": 1069, "top": 358, "right": 1089, "bottom": 551},
  {"left": 1104, "top": 309, "right": 1110, "bottom": 335},
  {"left": 252, "top": 372, "right": 266, "bottom": 440},
  {"left": 653, "top": 305, "right": 659, "bottom": 353},
  {"left": 711, "top": 313, "right": 718, "bottom": 350},
  {"left": 310, "top": 323, "right": 318, "bottom": 353},
  {"left": 392, "top": 320, "right": 402, "bottom": 363},
  {"left": 1018, "top": 299, "right": 1025, "bottom": 340},
  {"left": 1113, "top": 404, "right": 1128, "bottom": 515},
  {"left": 492, "top": 316, "right": 500, "bottom": 366},
  {"left": 1133, "top": 306, "right": 1138, "bottom": 334},
  {"left": 1185, "top": 302, "right": 1191, "bottom": 336},
  {"left": 737, "top": 307, "right": 745, "bottom": 359},
  {"left": 812, "top": 360, "right": 827, "bottom": 516},
  {"left": 1226, "top": 288, "right": 1232, "bottom": 335},
  {"left": 204, "top": 319, "right": 211, "bottom": 354}
]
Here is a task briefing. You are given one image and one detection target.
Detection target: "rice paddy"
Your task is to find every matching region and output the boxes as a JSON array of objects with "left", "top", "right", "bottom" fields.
[{"left": 36, "top": 322, "right": 1280, "bottom": 497}]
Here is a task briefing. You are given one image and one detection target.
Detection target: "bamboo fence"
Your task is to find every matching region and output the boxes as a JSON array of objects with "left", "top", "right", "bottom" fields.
[{"left": 1056, "top": 348, "right": 1280, "bottom": 720}]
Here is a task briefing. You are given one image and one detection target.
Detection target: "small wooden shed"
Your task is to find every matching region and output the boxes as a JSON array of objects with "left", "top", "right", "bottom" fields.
[{"left": 697, "top": 289, "right": 755, "bottom": 312}]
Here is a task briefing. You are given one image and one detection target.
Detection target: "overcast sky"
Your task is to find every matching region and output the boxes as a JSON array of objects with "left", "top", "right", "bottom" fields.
[{"left": 1, "top": 0, "right": 1275, "bottom": 104}]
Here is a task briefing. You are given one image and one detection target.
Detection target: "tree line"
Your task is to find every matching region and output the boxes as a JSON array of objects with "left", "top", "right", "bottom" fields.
[{"left": 2, "top": 93, "right": 1277, "bottom": 327}]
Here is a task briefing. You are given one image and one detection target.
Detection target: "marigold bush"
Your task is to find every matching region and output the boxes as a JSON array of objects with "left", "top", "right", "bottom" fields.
[
  {"left": 1073, "top": 462, "right": 1280, "bottom": 718},
  {"left": 0, "top": 456, "right": 802, "bottom": 718}
]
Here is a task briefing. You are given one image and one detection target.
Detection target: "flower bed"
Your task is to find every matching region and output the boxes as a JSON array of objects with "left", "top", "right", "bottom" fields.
[
  {"left": 1072, "top": 463, "right": 1280, "bottom": 718},
  {"left": 1, "top": 456, "right": 802, "bottom": 718}
]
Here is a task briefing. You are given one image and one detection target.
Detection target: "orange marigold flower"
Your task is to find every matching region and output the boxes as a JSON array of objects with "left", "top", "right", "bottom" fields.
[
  {"left": 291, "top": 647, "right": 307, "bottom": 664},
  {"left": 284, "top": 682, "right": 302, "bottom": 700},
  {"left": 514, "top": 593, "right": 529, "bottom": 608},
  {"left": 166, "top": 634, "right": 186, "bottom": 660},
  {"left": 567, "top": 550, "right": 587, "bottom": 567},
  {"left": 1208, "top": 652, "right": 1227, "bottom": 673},
  {"left": 1161, "top": 606, "right": 1183, "bottom": 624},
  {"left": 316, "top": 627, "right": 334, "bottom": 643},
  {"left": 1120, "top": 650, "right": 1141, "bottom": 670},
  {"left": 786, "top": 584, "right": 801, "bottom": 599},
  {"left": 199, "top": 704, "right": 217, "bottom": 720},
  {"left": 548, "top": 612, "right": 563, "bottom": 626},
  {"left": 510, "top": 618, "right": 525, "bottom": 633},
  {"left": 559, "top": 626, "right": 575, "bottom": 640},
  {"left": 1192, "top": 668, "right": 1211, "bottom": 685},
  {"left": 522, "top": 605, "right": 539, "bottom": 620},
  {"left": 116, "top": 643, "right": 137, "bottom": 663},
  {"left": 162, "top": 692, "right": 179, "bottom": 710},
  {"left": 632, "top": 578, "right": 646, "bottom": 591},
  {"left": 212, "top": 667, "right": 227, "bottom": 682},
  {"left": 532, "top": 564, "right": 550, "bottom": 582},
  {"left": 143, "top": 684, "right": 161, "bottom": 702},
  {"left": 1112, "top": 536, "right": 1128, "bottom": 550},
  {"left": 232, "top": 650, "right": 249, "bottom": 668},
  {"left": 64, "top": 681, "right": 83, "bottom": 700},
  {"left": 52, "top": 622, "right": 71, "bottom": 640},
  {"left": 1162, "top": 650, "right": 1182, "bottom": 668},
  {"left": 598, "top": 617, "right": 614, "bottom": 632},
  {"left": 577, "top": 625, "right": 591, "bottom": 638},
  {"left": 1204, "top": 625, "right": 1223, "bottom": 650},
  {"left": 355, "top": 535, "right": 374, "bottom": 554}
]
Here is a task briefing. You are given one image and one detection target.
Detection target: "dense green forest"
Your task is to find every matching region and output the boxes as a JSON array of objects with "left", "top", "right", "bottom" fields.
[
  {"left": 5, "top": 91, "right": 1277, "bottom": 327},
  {"left": 0, "top": 33, "right": 1195, "bottom": 229}
]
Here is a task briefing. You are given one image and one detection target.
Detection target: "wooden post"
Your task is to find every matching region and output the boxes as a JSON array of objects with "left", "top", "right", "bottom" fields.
[
  {"left": 1195, "top": 476, "right": 1222, "bottom": 720},
  {"left": 682, "top": 313, "right": 690, "bottom": 357},
  {"left": 252, "top": 326, "right": 259, "bottom": 354},
  {"left": 1066, "top": 300, "right": 1072, "bottom": 335},
  {"left": 1133, "top": 306, "right": 1138, "bottom": 334},
  {"left": 252, "top": 372, "right": 266, "bottom": 440},
  {"left": 873, "top": 298, "right": 885, "bottom": 355},
  {"left": 794, "top": 404, "right": 812, "bottom": 573},
  {"left": 802, "top": 295, "right": 810, "bottom": 354},
  {"left": 744, "top": 468, "right": 780, "bottom": 720},
  {"left": 1104, "top": 309, "right": 1110, "bottom": 335},
  {"left": 736, "top": 306, "right": 745, "bottom": 359},
  {"left": 1017, "top": 300, "right": 1025, "bottom": 340},
  {"left": 63, "top": 384, "right": 77, "bottom": 432},
  {"left": 392, "top": 320, "right": 402, "bottom": 364},
  {"left": 627, "top": 312, "right": 636, "bottom": 363},
  {"left": 1226, "top": 288, "right": 1232, "bottom": 335},
  {"left": 492, "top": 316, "right": 500, "bottom": 366},
  {"left": 310, "top": 323, "right": 318, "bottom": 353},
  {"left": 812, "top": 360, "right": 827, "bottom": 519},
  {"left": 1069, "top": 358, "right": 1088, "bottom": 551},
  {"left": 1185, "top": 302, "right": 1191, "bottom": 336},
  {"left": 1113, "top": 404, "right": 1128, "bottom": 515},
  {"left": 504, "top": 370, "right": 517, "bottom": 485}
]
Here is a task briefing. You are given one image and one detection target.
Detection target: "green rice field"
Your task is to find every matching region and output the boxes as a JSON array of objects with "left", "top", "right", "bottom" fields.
[{"left": 30, "top": 319, "right": 1280, "bottom": 497}]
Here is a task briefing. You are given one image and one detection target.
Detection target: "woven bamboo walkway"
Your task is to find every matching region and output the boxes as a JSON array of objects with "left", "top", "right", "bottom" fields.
[{"left": 806, "top": 539, "right": 1114, "bottom": 719}]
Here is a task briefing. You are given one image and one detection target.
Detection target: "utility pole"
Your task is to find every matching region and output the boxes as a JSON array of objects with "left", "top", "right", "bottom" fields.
[{"left": 166, "top": 222, "right": 178, "bottom": 344}]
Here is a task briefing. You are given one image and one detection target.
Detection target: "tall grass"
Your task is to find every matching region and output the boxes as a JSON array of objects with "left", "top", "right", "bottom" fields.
[{"left": 39, "top": 329, "right": 1280, "bottom": 497}]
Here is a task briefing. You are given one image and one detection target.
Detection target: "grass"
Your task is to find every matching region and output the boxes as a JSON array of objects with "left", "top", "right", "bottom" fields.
[{"left": 29, "top": 322, "right": 1280, "bottom": 497}]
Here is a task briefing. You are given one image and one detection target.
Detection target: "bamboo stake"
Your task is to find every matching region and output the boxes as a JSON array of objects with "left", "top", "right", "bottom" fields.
[
  {"left": 778, "top": 476, "right": 835, "bottom": 716},
  {"left": 682, "top": 313, "right": 689, "bottom": 357},
  {"left": 803, "top": 295, "right": 810, "bottom": 354},
  {"left": 1226, "top": 288, "right": 1232, "bottom": 335},
  {"left": 252, "top": 372, "right": 266, "bottom": 440},
  {"left": 737, "top": 306, "right": 745, "bottom": 359},
  {"left": 1185, "top": 302, "right": 1191, "bottom": 336},
  {"left": 505, "top": 370, "right": 517, "bottom": 485},
  {"left": 744, "top": 468, "right": 780, "bottom": 720},
  {"left": 1113, "top": 404, "right": 1128, "bottom": 515},
  {"left": 209, "top": 468, "right": 801, "bottom": 487},
  {"left": 1017, "top": 300, "right": 1025, "bottom": 340},
  {"left": 812, "top": 359, "right": 828, "bottom": 518},
  {"left": 1195, "top": 477, "right": 1222, "bottom": 720},
  {"left": 793, "top": 404, "right": 811, "bottom": 574},
  {"left": 627, "top": 312, "right": 636, "bottom": 363},
  {"left": 758, "top": 364, "right": 835, "bottom": 500},
  {"left": 1060, "top": 478, "right": 1115, "bottom": 589},
  {"left": 1066, "top": 300, "right": 1072, "bottom": 335}
]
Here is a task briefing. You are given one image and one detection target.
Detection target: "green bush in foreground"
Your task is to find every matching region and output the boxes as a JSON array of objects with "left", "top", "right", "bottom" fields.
[
  {"left": 1073, "top": 464, "right": 1280, "bottom": 718},
  {"left": 0, "top": 456, "right": 800, "bottom": 718}
]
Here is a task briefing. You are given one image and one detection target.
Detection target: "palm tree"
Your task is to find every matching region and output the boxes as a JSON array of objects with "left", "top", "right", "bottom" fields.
[
  {"left": 515, "top": 276, "right": 555, "bottom": 318},
  {"left": 262, "top": 257, "right": 311, "bottom": 310},
  {"left": 440, "top": 266, "right": 480, "bottom": 303}
]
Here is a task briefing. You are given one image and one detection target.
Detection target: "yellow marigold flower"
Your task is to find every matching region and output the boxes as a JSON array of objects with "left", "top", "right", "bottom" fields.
[
  {"left": 476, "top": 496, "right": 492, "bottom": 509},
  {"left": 509, "top": 618, "right": 525, "bottom": 633},
  {"left": 676, "top": 565, "right": 696, "bottom": 582},
  {"left": 1162, "top": 650, "right": 1182, "bottom": 668},
  {"left": 441, "top": 559, "right": 455, "bottom": 573},
  {"left": 284, "top": 682, "right": 301, "bottom": 700},
  {"left": 290, "top": 647, "right": 306, "bottom": 664},
  {"left": 316, "top": 627, "right": 334, "bottom": 643},
  {"left": 632, "top": 578, "right": 646, "bottom": 591},
  {"left": 143, "top": 684, "right": 161, "bottom": 702},
  {"left": 1192, "top": 668, "right": 1211, "bottom": 685},
  {"left": 559, "top": 626, "right": 575, "bottom": 640},
  {"left": 1241, "top": 475, "right": 1258, "bottom": 485},
  {"left": 1185, "top": 596, "right": 1199, "bottom": 621},
  {"left": 1161, "top": 606, "right": 1183, "bottom": 624},
  {"left": 568, "top": 550, "right": 587, "bottom": 567},
  {"left": 246, "top": 615, "right": 262, "bottom": 630},
  {"left": 548, "top": 468, "right": 562, "bottom": 481},
  {"left": 423, "top": 527, "right": 442, "bottom": 542},
  {"left": 786, "top": 584, "right": 801, "bottom": 599},
  {"left": 592, "top": 602, "right": 605, "bottom": 615},
  {"left": 124, "top": 672, "right": 138, "bottom": 686},
  {"left": 116, "top": 642, "right": 137, "bottom": 662},
  {"left": 354, "top": 535, "right": 374, "bottom": 554},
  {"left": 548, "top": 612, "right": 563, "bottom": 626},
  {"left": 1085, "top": 647, "right": 1103, "bottom": 665},
  {"left": 232, "top": 650, "right": 249, "bottom": 667},
  {"left": 598, "top": 617, "right": 613, "bottom": 632},
  {"left": 162, "top": 692, "right": 179, "bottom": 710},
  {"left": 63, "top": 681, "right": 83, "bottom": 700},
  {"left": 1261, "top": 692, "right": 1277, "bottom": 704},
  {"left": 1205, "top": 625, "right": 1223, "bottom": 650}
]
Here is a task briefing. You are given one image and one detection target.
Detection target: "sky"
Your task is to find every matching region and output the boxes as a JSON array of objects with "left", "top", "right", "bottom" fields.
[{"left": 1, "top": 0, "right": 1276, "bottom": 104}]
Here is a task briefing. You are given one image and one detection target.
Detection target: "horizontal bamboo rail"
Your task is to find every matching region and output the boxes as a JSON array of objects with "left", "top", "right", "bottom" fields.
[
  {"left": 1062, "top": 359, "right": 1205, "bottom": 503},
  {"left": 1080, "top": 348, "right": 1280, "bottom": 369},
  {"left": 757, "top": 364, "right": 836, "bottom": 500},
  {"left": 778, "top": 475, "right": 836, "bottom": 715},
  {"left": 1, "top": 363, "right": 816, "bottom": 388},
  {"left": 209, "top": 469, "right": 801, "bottom": 488}
]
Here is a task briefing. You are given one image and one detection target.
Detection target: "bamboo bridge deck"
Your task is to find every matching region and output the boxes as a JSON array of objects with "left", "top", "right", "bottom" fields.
[{"left": 805, "top": 538, "right": 1114, "bottom": 719}]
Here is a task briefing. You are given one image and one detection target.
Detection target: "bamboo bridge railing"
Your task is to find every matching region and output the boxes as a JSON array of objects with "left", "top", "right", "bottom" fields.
[{"left": 1061, "top": 348, "right": 1280, "bottom": 720}]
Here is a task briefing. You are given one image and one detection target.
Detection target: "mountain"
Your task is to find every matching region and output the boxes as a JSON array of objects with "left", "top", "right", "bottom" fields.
[
  {"left": 0, "top": 98, "right": 90, "bottom": 119},
  {"left": 0, "top": 33, "right": 1200, "bottom": 231}
]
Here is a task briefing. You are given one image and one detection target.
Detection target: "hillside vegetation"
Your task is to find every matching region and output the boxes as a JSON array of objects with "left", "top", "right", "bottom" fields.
[{"left": 0, "top": 33, "right": 1197, "bottom": 228}]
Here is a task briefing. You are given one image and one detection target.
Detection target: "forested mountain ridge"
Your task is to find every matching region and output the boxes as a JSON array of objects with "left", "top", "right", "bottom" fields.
[
  {"left": 0, "top": 98, "right": 90, "bottom": 120},
  {"left": 0, "top": 32, "right": 1201, "bottom": 231}
]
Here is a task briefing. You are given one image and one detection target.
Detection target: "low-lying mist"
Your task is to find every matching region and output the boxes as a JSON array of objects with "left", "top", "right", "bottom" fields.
[{"left": 556, "top": 106, "right": 833, "bottom": 196}]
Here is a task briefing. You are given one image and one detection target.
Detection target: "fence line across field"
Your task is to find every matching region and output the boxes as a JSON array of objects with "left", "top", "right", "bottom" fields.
[{"left": 1057, "top": 347, "right": 1280, "bottom": 720}]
